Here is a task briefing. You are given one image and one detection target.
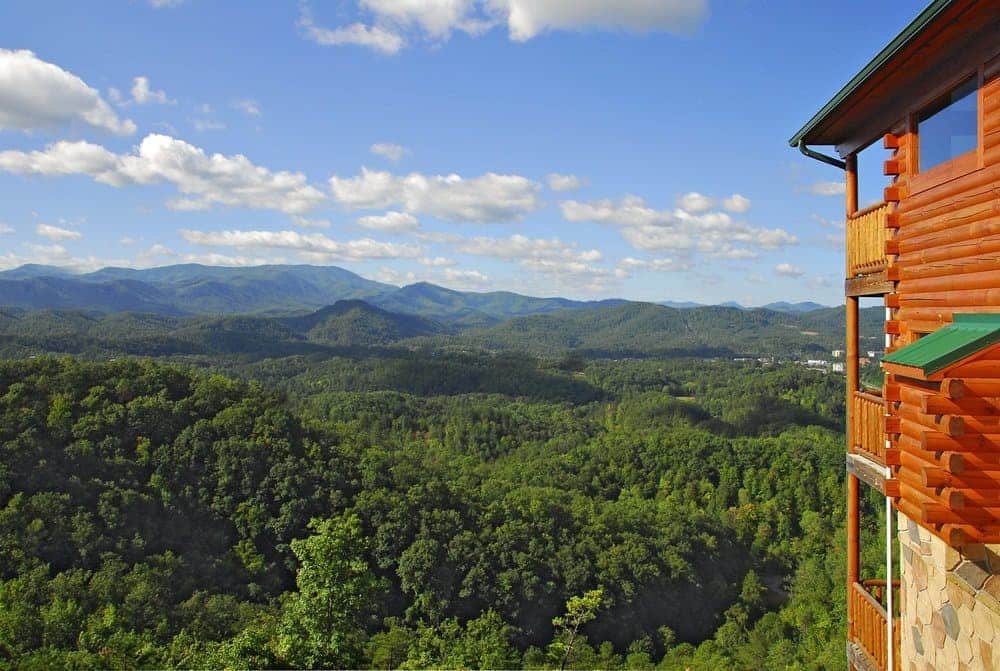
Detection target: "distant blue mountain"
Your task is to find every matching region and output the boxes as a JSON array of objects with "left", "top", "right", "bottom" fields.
[
  {"left": 0, "top": 263, "right": 625, "bottom": 320},
  {"left": 761, "top": 301, "right": 830, "bottom": 314}
]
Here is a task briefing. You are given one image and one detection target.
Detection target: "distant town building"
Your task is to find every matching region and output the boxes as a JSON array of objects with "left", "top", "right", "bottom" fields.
[
  {"left": 832, "top": 349, "right": 845, "bottom": 358},
  {"left": 831, "top": 362, "right": 845, "bottom": 373}
]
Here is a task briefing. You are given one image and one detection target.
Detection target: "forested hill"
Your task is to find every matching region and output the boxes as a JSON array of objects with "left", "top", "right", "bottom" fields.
[
  {"left": 0, "top": 355, "right": 870, "bottom": 669},
  {"left": 0, "top": 300, "right": 883, "bottom": 361},
  {"left": 0, "top": 264, "right": 622, "bottom": 319},
  {"left": 420, "top": 302, "right": 883, "bottom": 357}
]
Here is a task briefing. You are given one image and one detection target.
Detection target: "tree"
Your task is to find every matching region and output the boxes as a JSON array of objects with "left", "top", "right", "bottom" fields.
[
  {"left": 550, "top": 588, "right": 609, "bottom": 671},
  {"left": 277, "top": 514, "right": 385, "bottom": 669}
]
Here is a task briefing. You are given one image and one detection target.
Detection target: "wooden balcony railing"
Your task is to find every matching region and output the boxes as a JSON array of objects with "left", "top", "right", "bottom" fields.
[
  {"left": 851, "top": 390, "right": 886, "bottom": 465},
  {"left": 849, "top": 580, "right": 901, "bottom": 671},
  {"left": 847, "top": 202, "right": 891, "bottom": 277}
]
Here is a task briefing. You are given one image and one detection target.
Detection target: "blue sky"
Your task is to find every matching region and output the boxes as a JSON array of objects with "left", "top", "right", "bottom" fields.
[{"left": 0, "top": 0, "right": 926, "bottom": 305}]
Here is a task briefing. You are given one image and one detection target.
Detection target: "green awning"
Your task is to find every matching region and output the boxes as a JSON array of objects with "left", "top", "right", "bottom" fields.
[{"left": 883, "top": 314, "right": 1000, "bottom": 376}]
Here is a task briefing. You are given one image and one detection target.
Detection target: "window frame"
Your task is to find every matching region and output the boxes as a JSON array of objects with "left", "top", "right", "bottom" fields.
[{"left": 908, "top": 66, "right": 985, "bottom": 194}]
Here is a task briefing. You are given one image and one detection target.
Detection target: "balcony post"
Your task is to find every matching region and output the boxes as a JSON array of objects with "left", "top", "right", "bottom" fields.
[{"left": 847, "top": 294, "right": 860, "bottom": 641}]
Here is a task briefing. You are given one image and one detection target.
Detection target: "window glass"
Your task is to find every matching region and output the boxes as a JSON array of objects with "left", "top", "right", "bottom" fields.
[{"left": 918, "top": 77, "right": 978, "bottom": 171}]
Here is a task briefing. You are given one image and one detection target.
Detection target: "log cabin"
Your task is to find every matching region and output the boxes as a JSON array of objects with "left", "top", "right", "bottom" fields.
[{"left": 789, "top": 1, "right": 1000, "bottom": 669}]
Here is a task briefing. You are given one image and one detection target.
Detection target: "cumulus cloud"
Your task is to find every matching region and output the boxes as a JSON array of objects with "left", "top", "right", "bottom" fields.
[
  {"left": 419, "top": 256, "right": 456, "bottom": 267},
  {"left": 616, "top": 256, "right": 692, "bottom": 274},
  {"left": 130, "top": 76, "right": 173, "bottom": 105},
  {"left": 723, "top": 193, "right": 751, "bottom": 213},
  {"left": 370, "top": 142, "right": 407, "bottom": 161},
  {"left": 0, "top": 223, "right": 14, "bottom": 235},
  {"left": 0, "top": 134, "right": 327, "bottom": 214},
  {"left": 297, "top": 0, "right": 706, "bottom": 53},
  {"left": 453, "top": 233, "right": 612, "bottom": 290},
  {"left": 192, "top": 118, "right": 226, "bottom": 132},
  {"left": 180, "top": 228, "right": 421, "bottom": 262},
  {"left": 36, "top": 223, "right": 82, "bottom": 241},
  {"left": 677, "top": 191, "right": 713, "bottom": 212},
  {"left": 0, "top": 49, "right": 136, "bottom": 134},
  {"left": 809, "top": 181, "right": 846, "bottom": 196},
  {"left": 498, "top": 0, "right": 708, "bottom": 41},
  {"left": 774, "top": 262, "right": 804, "bottom": 278},
  {"left": 357, "top": 210, "right": 420, "bottom": 232},
  {"left": 561, "top": 194, "right": 797, "bottom": 260},
  {"left": 291, "top": 215, "right": 331, "bottom": 229},
  {"left": 298, "top": 5, "right": 405, "bottom": 54},
  {"left": 330, "top": 167, "right": 542, "bottom": 222},
  {"left": 546, "top": 173, "right": 585, "bottom": 192},
  {"left": 442, "top": 267, "right": 490, "bottom": 288}
]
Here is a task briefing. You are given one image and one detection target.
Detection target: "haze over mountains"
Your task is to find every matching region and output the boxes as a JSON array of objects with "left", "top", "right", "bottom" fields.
[
  {"left": 0, "top": 263, "right": 828, "bottom": 319},
  {"left": 0, "top": 263, "right": 873, "bottom": 361}
]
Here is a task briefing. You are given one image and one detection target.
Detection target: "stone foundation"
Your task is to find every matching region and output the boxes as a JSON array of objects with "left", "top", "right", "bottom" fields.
[{"left": 898, "top": 513, "right": 1000, "bottom": 670}]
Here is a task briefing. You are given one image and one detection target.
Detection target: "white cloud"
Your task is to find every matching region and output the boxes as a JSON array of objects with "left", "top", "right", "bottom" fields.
[
  {"left": 677, "top": 191, "right": 713, "bottom": 212},
  {"left": 0, "top": 134, "right": 327, "bottom": 214},
  {"left": 297, "top": 0, "right": 706, "bottom": 53},
  {"left": 357, "top": 210, "right": 420, "bottom": 232},
  {"left": 419, "top": 256, "right": 455, "bottom": 267},
  {"left": 291, "top": 215, "right": 331, "bottom": 229},
  {"left": 0, "top": 223, "right": 13, "bottom": 234},
  {"left": 376, "top": 267, "right": 418, "bottom": 285},
  {"left": 453, "top": 233, "right": 612, "bottom": 290},
  {"left": 774, "top": 262, "right": 804, "bottom": 278},
  {"left": 36, "top": 223, "right": 82, "bottom": 241},
  {"left": 723, "top": 193, "right": 751, "bottom": 213},
  {"left": 298, "top": 5, "right": 405, "bottom": 54},
  {"left": 0, "top": 49, "right": 136, "bottom": 135},
  {"left": 179, "top": 228, "right": 421, "bottom": 262},
  {"left": 130, "top": 76, "right": 173, "bottom": 105},
  {"left": 546, "top": 173, "right": 585, "bottom": 192},
  {"left": 808, "top": 181, "right": 846, "bottom": 196},
  {"left": 330, "top": 167, "right": 542, "bottom": 222},
  {"left": 232, "top": 99, "right": 261, "bottom": 117},
  {"left": 120, "top": 236, "right": 137, "bottom": 245},
  {"left": 616, "top": 256, "right": 691, "bottom": 274},
  {"left": 442, "top": 267, "right": 490, "bottom": 288},
  {"left": 498, "top": 0, "right": 708, "bottom": 41},
  {"left": 193, "top": 118, "right": 226, "bottom": 132},
  {"left": 561, "top": 194, "right": 797, "bottom": 259},
  {"left": 370, "top": 142, "right": 407, "bottom": 161},
  {"left": 149, "top": 0, "right": 184, "bottom": 7}
]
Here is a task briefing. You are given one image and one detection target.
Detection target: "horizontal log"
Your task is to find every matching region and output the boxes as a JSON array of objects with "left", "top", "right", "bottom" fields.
[
  {"left": 896, "top": 164, "right": 1000, "bottom": 214},
  {"left": 939, "top": 378, "right": 965, "bottom": 400},
  {"left": 922, "top": 395, "right": 1000, "bottom": 416},
  {"left": 897, "top": 435, "right": 964, "bottom": 472},
  {"left": 894, "top": 197, "right": 1000, "bottom": 243},
  {"left": 902, "top": 266, "right": 1000, "bottom": 296},
  {"left": 919, "top": 431, "right": 1000, "bottom": 452},
  {"left": 923, "top": 467, "right": 1000, "bottom": 489},
  {"left": 884, "top": 185, "right": 903, "bottom": 203},
  {"left": 885, "top": 448, "right": 901, "bottom": 466},
  {"left": 943, "top": 487, "right": 1000, "bottom": 509},
  {"left": 895, "top": 232, "right": 1000, "bottom": 268},
  {"left": 883, "top": 133, "right": 899, "bottom": 149},
  {"left": 897, "top": 288, "right": 1000, "bottom": 309},
  {"left": 895, "top": 253, "right": 1000, "bottom": 284},
  {"left": 896, "top": 406, "right": 963, "bottom": 436},
  {"left": 884, "top": 159, "right": 902, "bottom": 176},
  {"left": 895, "top": 307, "right": 1000, "bottom": 325},
  {"left": 884, "top": 479, "right": 900, "bottom": 497},
  {"left": 885, "top": 320, "right": 901, "bottom": 336},
  {"left": 894, "top": 218, "right": 1000, "bottom": 256}
]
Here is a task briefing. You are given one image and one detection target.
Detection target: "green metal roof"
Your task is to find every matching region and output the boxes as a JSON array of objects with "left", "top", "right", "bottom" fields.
[
  {"left": 788, "top": 0, "right": 955, "bottom": 148},
  {"left": 883, "top": 314, "right": 1000, "bottom": 375}
]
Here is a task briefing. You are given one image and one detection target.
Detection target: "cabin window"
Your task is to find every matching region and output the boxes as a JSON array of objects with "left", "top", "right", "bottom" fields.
[{"left": 917, "top": 77, "right": 978, "bottom": 172}]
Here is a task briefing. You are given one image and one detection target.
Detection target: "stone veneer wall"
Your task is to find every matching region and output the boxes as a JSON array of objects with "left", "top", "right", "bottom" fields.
[{"left": 898, "top": 512, "right": 1000, "bottom": 670}]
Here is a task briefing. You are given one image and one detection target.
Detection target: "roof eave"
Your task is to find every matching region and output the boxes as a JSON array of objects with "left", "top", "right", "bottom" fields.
[{"left": 787, "top": 0, "right": 956, "bottom": 149}]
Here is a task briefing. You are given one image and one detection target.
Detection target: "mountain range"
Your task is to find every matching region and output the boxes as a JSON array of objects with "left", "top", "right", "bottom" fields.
[{"left": 0, "top": 263, "right": 830, "bottom": 321}]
